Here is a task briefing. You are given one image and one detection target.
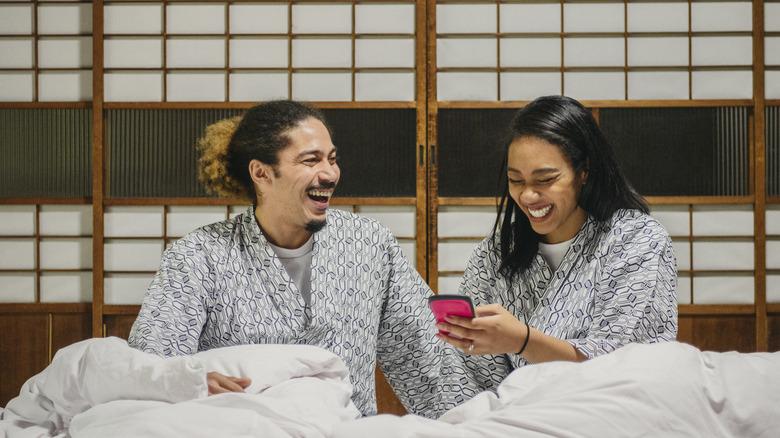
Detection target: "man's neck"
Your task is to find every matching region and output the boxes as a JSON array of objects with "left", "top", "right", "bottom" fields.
[{"left": 254, "top": 207, "right": 312, "bottom": 249}]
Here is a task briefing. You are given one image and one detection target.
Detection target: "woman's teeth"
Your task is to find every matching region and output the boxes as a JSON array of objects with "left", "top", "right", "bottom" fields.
[{"left": 529, "top": 205, "right": 552, "bottom": 218}]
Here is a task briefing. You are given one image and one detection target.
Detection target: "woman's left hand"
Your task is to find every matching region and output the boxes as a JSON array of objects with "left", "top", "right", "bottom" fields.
[{"left": 435, "top": 303, "right": 528, "bottom": 355}]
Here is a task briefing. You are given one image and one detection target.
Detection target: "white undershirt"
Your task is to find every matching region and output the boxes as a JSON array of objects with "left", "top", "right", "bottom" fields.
[
  {"left": 538, "top": 236, "right": 576, "bottom": 271},
  {"left": 268, "top": 236, "right": 314, "bottom": 305}
]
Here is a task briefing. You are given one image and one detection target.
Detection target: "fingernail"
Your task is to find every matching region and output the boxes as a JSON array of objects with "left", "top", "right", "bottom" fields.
[{"left": 443, "top": 316, "right": 453, "bottom": 323}]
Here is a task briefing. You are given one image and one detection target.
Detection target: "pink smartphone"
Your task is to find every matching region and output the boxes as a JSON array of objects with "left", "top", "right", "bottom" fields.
[{"left": 428, "top": 294, "right": 475, "bottom": 338}]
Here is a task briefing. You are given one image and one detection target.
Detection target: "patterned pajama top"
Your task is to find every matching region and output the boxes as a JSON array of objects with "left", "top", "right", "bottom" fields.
[
  {"left": 128, "top": 206, "right": 445, "bottom": 418},
  {"left": 438, "top": 209, "right": 678, "bottom": 409}
]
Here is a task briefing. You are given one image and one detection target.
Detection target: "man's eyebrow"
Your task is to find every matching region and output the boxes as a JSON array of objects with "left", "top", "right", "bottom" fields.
[{"left": 296, "top": 146, "right": 338, "bottom": 159}]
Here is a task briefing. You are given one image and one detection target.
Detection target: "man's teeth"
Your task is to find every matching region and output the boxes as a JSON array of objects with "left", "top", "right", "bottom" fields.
[
  {"left": 309, "top": 190, "right": 332, "bottom": 198},
  {"left": 529, "top": 205, "right": 551, "bottom": 218}
]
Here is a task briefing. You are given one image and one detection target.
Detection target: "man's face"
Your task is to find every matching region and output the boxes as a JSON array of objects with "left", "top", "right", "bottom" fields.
[{"left": 260, "top": 117, "right": 340, "bottom": 237}]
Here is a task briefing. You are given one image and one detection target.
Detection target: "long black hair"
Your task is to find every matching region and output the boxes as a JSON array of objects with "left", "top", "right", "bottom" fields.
[{"left": 491, "top": 95, "right": 648, "bottom": 280}]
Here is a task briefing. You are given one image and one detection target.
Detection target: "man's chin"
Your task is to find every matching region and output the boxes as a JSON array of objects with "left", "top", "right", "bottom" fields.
[{"left": 305, "top": 219, "right": 327, "bottom": 233}]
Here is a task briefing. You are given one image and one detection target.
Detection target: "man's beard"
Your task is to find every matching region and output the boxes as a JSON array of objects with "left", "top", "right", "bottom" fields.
[{"left": 305, "top": 219, "right": 327, "bottom": 233}]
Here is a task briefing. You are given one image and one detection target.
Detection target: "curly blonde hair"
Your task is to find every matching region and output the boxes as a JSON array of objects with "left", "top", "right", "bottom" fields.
[{"left": 196, "top": 115, "right": 253, "bottom": 203}]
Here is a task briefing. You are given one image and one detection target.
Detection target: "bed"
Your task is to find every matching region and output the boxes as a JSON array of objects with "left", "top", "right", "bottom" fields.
[{"left": 2, "top": 338, "right": 779, "bottom": 437}]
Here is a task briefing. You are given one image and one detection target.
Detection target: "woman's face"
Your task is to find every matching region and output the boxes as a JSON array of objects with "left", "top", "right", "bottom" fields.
[{"left": 507, "top": 135, "right": 587, "bottom": 244}]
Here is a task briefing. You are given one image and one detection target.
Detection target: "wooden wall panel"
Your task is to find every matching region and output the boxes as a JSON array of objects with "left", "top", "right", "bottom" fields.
[
  {"left": 677, "top": 315, "right": 756, "bottom": 353},
  {"left": 103, "top": 314, "right": 138, "bottom": 340},
  {"left": 769, "top": 314, "right": 780, "bottom": 352},
  {"left": 51, "top": 313, "right": 92, "bottom": 358},
  {"left": 0, "top": 314, "right": 49, "bottom": 407},
  {"left": 376, "top": 364, "right": 407, "bottom": 415}
]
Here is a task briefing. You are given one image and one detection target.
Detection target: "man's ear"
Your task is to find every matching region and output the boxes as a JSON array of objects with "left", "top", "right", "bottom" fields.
[{"left": 248, "top": 159, "right": 272, "bottom": 187}]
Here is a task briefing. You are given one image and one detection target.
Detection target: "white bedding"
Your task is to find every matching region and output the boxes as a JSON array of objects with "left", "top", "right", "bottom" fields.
[
  {"left": 334, "top": 341, "right": 780, "bottom": 438},
  {"left": 3, "top": 339, "right": 779, "bottom": 438},
  {"left": 0, "top": 337, "right": 361, "bottom": 438}
]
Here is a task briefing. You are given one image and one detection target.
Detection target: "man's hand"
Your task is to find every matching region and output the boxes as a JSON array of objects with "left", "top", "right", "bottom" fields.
[{"left": 207, "top": 371, "right": 252, "bottom": 395}]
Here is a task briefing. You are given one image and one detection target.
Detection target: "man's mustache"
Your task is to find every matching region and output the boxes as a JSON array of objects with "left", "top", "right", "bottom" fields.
[{"left": 306, "top": 182, "right": 336, "bottom": 191}]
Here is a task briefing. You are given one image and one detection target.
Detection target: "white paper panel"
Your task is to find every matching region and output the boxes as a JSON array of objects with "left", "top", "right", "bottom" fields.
[
  {"left": 292, "top": 72, "right": 351, "bottom": 101},
  {"left": 501, "top": 72, "right": 561, "bottom": 101},
  {"left": 40, "top": 238, "right": 92, "bottom": 270},
  {"left": 691, "top": 2, "right": 752, "bottom": 32},
  {"left": 39, "top": 71, "right": 92, "bottom": 102},
  {"left": 38, "top": 4, "right": 92, "bottom": 35},
  {"left": 767, "top": 241, "right": 780, "bottom": 270},
  {"left": 767, "top": 71, "right": 780, "bottom": 99},
  {"left": 105, "top": 39, "right": 163, "bottom": 69},
  {"left": 39, "top": 205, "right": 92, "bottom": 236},
  {"left": 167, "top": 72, "right": 226, "bottom": 102},
  {"left": 230, "top": 4, "right": 288, "bottom": 34},
  {"left": 355, "top": 38, "right": 414, "bottom": 68},
  {"left": 354, "top": 205, "right": 415, "bottom": 238},
  {"left": 692, "top": 36, "right": 752, "bottom": 66},
  {"left": 105, "top": 207, "right": 164, "bottom": 238},
  {"left": 767, "top": 3, "right": 780, "bottom": 32},
  {"left": 437, "top": 4, "right": 496, "bottom": 34},
  {"left": 693, "top": 275, "right": 754, "bottom": 304},
  {"left": 355, "top": 72, "right": 415, "bottom": 102},
  {"left": 105, "top": 72, "right": 163, "bottom": 102},
  {"left": 692, "top": 70, "right": 752, "bottom": 99},
  {"left": 229, "top": 38, "right": 288, "bottom": 68},
  {"left": 500, "top": 3, "right": 561, "bottom": 33},
  {"left": 438, "top": 72, "right": 497, "bottom": 101},
  {"left": 437, "top": 38, "right": 497, "bottom": 68},
  {"left": 230, "top": 205, "right": 248, "bottom": 218},
  {"left": 628, "top": 37, "right": 688, "bottom": 67},
  {"left": 292, "top": 38, "right": 352, "bottom": 68},
  {"left": 0, "top": 205, "right": 36, "bottom": 236},
  {"left": 0, "top": 274, "right": 36, "bottom": 303},
  {"left": 438, "top": 206, "right": 495, "bottom": 238},
  {"left": 438, "top": 240, "right": 480, "bottom": 272},
  {"left": 648, "top": 206, "right": 689, "bottom": 236},
  {"left": 38, "top": 37, "right": 92, "bottom": 69},
  {"left": 768, "top": 275, "right": 780, "bottom": 303},
  {"left": 692, "top": 205, "right": 753, "bottom": 236},
  {"left": 676, "top": 273, "right": 692, "bottom": 304},
  {"left": 355, "top": 4, "right": 415, "bottom": 34},
  {"left": 399, "top": 241, "right": 416, "bottom": 266},
  {"left": 0, "top": 39, "right": 34, "bottom": 68},
  {"left": 167, "top": 206, "right": 226, "bottom": 238},
  {"left": 0, "top": 239, "right": 35, "bottom": 269},
  {"left": 765, "top": 37, "right": 780, "bottom": 65},
  {"left": 563, "top": 3, "right": 623, "bottom": 33},
  {"left": 0, "top": 5, "right": 34, "bottom": 35},
  {"left": 437, "top": 273, "right": 464, "bottom": 296},
  {"left": 768, "top": 207, "right": 780, "bottom": 235},
  {"left": 167, "top": 4, "right": 225, "bottom": 34},
  {"left": 105, "top": 4, "right": 163, "bottom": 35},
  {"left": 40, "top": 272, "right": 92, "bottom": 303},
  {"left": 627, "top": 2, "right": 688, "bottom": 32},
  {"left": 692, "top": 241, "right": 754, "bottom": 270},
  {"left": 628, "top": 71, "right": 689, "bottom": 100},
  {"left": 167, "top": 38, "right": 225, "bottom": 68},
  {"left": 500, "top": 37, "right": 560, "bottom": 68},
  {"left": 673, "top": 239, "right": 691, "bottom": 271},
  {"left": 564, "top": 38, "right": 624, "bottom": 67},
  {"left": 0, "top": 73, "right": 34, "bottom": 101},
  {"left": 564, "top": 71, "right": 625, "bottom": 101},
  {"left": 104, "top": 240, "right": 164, "bottom": 271},
  {"left": 104, "top": 274, "right": 154, "bottom": 305},
  {"left": 229, "top": 72, "right": 289, "bottom": 101},
  {"left": 292, "top": 4, "right": 351, "bottom": 34}
]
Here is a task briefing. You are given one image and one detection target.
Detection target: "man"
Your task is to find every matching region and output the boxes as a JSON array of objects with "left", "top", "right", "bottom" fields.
[{"left": 128, "top": 100, "right": 445, "bottom": 418}]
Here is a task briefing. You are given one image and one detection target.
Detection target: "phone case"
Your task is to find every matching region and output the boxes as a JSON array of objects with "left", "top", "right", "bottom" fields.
[{"left": 428, "top": 295, "right": 475, "bottom": 338}]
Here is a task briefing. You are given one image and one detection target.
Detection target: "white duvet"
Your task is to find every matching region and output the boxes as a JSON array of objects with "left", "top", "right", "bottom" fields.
[
  {"left": 0, "top": 337, "right": 361, "bottom": 438},
  {"left": 335, "top": 341, "right": 780, "bottom": 438},
  {"left": 3, "top": 340, "right": 780, "bottom": 438}
]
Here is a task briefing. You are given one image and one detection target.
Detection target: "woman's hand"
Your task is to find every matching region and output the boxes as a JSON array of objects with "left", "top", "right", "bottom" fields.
[
  {"left": 206, "top": 371, "right": 252, "bottom": 395},
  {"left": 435, "top": 303, "right": 528, "bottom": 355}
]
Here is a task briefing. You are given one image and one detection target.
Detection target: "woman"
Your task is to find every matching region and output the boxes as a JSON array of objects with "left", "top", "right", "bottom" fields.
[{"left": 435, "top": 95, "right": 678, "bottom": 397}]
